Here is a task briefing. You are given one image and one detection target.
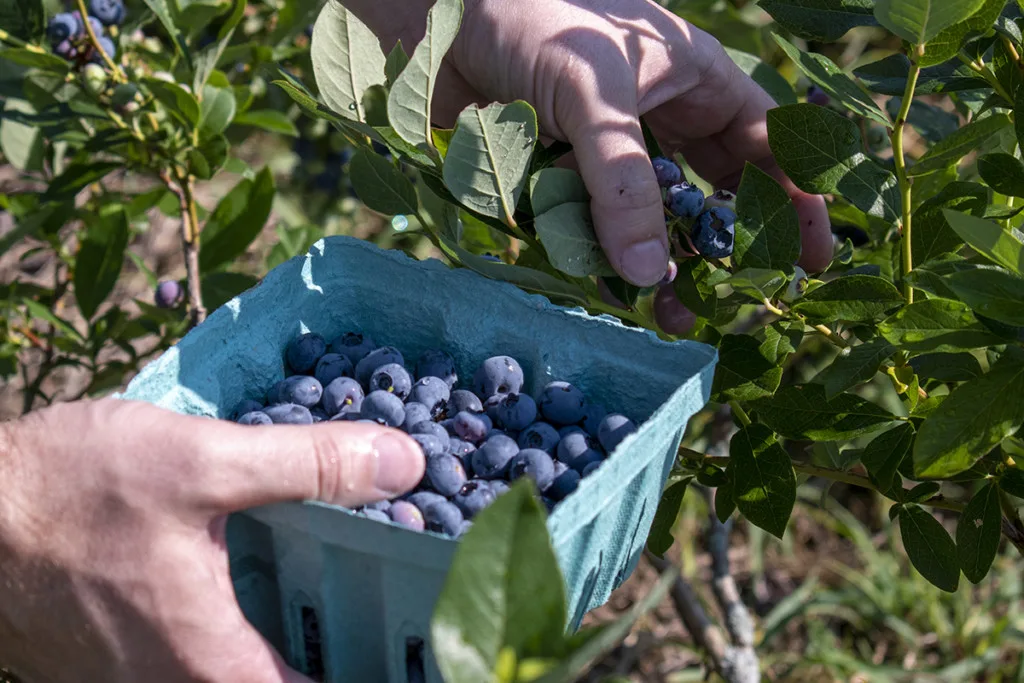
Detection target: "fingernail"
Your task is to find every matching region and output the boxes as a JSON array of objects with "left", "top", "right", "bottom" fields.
[
  {"left": 372, "top": 431, "right": 423, "bottom": 495},
  {"left": 621, "top": 239, "right": 668, "bottom": 286}
]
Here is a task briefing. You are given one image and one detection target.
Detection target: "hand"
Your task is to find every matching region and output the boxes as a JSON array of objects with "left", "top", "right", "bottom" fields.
[
  {"left": 353, "top": 0, "right": 834, "bottom": 284},
  {"left": 0, "top": 399, "right": 424, "bottom": 683}
]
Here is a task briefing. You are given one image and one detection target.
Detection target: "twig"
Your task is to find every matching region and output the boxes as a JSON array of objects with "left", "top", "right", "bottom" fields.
[
  {"left": 160, "top": 171, "right": 206, "bottom": 326},
  {"left": 892, "top": 44, "right": 922, "bottom": 303}
]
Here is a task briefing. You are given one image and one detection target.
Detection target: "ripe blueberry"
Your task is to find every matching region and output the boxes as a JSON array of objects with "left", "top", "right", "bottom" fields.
[
  {"left": 508, "top": 449, "right": 556, "bottom": 491},
  {"left": 448, "top": 389, "right": 483, "bottom": 415},
  {"left": 388, "top": 501, "right": 424, "bottom": 531},
  {"left": 582, "top": 461, "right": 602, "bottom": 477},
  {"left": 423, "top": 500, "right": 464, "bottom": 537},
  {"left": 268, "top": 375, "right": 322, "bottom": 408},
  {"left": 89, "top": 0, "right": 126, "bottom": 25},
  {"left": 494, "top": 393, "right": 537, "bottom": 431},
  {"left": 703, "top": 189, "right": 736, "bottom": 212},
  {"left": 472, "top": 356, "right": 524, "bottom": 398},
  {"left": 517, "top": 422, "right": 560, "bottom": 454},
  {"left": 286, "top": 333, "right": 327, "bottom": 375},
  {"left": 453, "top": 410, "right": 490, "bottom": 444},
  {"left": 556, "top": 431, "right": 603, "bottom": 470},
  {"left": 546, "top": 464, "right": 581, "bottom": 501},
  {"left": 453, "top": 480, "right": 496, "bottom": 518},
  {"left": 370, "top": 362, "right": 412, "bottom": 400},
  {"left": 652, "top": 156, "right": 682, "bottom": 188},
  {"left": 47, "top": 13, "right": 78, "bottom": 43},
  {"left": 321, "top": 377, "right": 364, "bottom": 417},
  {"left": 807, "top": 85, "right": 830, "bottom": 107},
  {"left": 310, "top": 406, "right": 329, "bottom": 423},
  {"left": 538, "top": 381, "right": 586, "bottom": 425},
  {"left": 361, "top": 509, "right": 391, "bottom": 523},
  {"left": 237, "top": 411, "right": 272, "bottom": 426},
  {"left": 364, "top": 499, "right": 392, "bottom": 513},
  {"left": 653, "top": 285, "right": 697, "bottom": 336},
  {"left": 402, "top": 402, "right": 432, "bottom": 431},
  {"left": 360, "top": 390, "right": 405, "bottom": 427},
  {"left": 54, "top": 40, "right": 77, "bottom": 58},
  {"left": 331, "top": 332, "right": 376, "bottom": 364},
  {"left": 314, "top": 353, "right": 354, "bottom": 386},
  {"left": 490, "top": 480, "right": 510, "bottom": 497},
  {"left": 598, "top": 413, "right": 638, "bottom": 453},
  {"left": 154, "top": 280, "right": 183, "bottom": 309},
  {"left": 666, "top": 182, "right": 705, "bottom": 219},
  {"left": 408, "top": 376, "right": 450, "bottom": 416},
  {"left": 415, "top": 349, "right": 458, "bottom": 388},
  {"left": 447, "top": 438, "right": 476, "bottom": 459},
  {"left": 692, "top": 207, "right": 736, "bottom": 259},
  {"left": 407, "top": 491, "right": 446, "bottom": 512},
  {"left": 263, "top": 403, "right": 314, "bottom": 425},
  {"left": 411, "top": 434, "right": 448, "bottom": 459},
  {"left": 580, "top": 404, "right": 607, "bottom": 438},
  {"left": 425, "top": 454, "right": 467, "bottom": 497},
  {"left": 355, "top": 345, "right": 404, "bottom": 387},
  {"left": 410, "top": 420, "right": 451, "bottom": 449},
  {"left": 470, "top": 434, "right": 519, "bottom": 480},
  {"left": 230, "top": 399, "right": 264, "bottom": 421}
]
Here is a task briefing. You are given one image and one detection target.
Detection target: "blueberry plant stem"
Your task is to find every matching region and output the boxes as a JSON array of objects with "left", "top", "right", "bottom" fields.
[
  {"left": 73, "top": 0, "right": 126, "bottom": 81},
  {"left": 162, "top": 170, "right": 206, "bottom": 326},
  {"left": 958, "top": 52, "right": 1014, "bottom": 106},
  {"left": 728, "top": 401, "right": 751, "bottom": 428},
  {"left": 892, "top": 44, "right": 922, "bottom": 304}
]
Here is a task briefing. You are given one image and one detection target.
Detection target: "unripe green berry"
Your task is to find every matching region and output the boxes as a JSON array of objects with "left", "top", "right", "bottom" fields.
[
  {"left": 82, "top": 63, "right": 108, "bottom": 96},
  {"left": 782, "top": 265, "right": 809, "bottom": 303}
]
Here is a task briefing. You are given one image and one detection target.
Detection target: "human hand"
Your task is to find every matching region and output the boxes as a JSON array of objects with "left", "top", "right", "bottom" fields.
[
  {"left": 357, "top": 0, "right": 834, "bottom": 285},
  {"left": 0, "top": 399, "right": 424, "bottom": 683}
]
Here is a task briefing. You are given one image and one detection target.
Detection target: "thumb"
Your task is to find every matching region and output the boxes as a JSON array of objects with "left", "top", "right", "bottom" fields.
[
  {"left": 185, "top": 417, "right": 425, "bottom": 514},
  {"left": 557, "top": 59, "right": 669, "bottom": 287}
]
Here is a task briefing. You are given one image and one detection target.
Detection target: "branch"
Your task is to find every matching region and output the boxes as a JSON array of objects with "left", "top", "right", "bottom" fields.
[
  {"left": 160, "top": 171, "right": 206, "bottom": 326},
  {"left": 892, "top": 43, "right": 922, "bottom": 303}
]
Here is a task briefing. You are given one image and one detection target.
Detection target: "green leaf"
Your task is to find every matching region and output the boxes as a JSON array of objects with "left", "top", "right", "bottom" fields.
[
  {"left": 715, "top": 476, "right": 736, "bottom": 522},
  {"left": 733, "top": 163, "right": 801, "bottom": 273},
  {"left": 443, "top": 101, "right": 538, "bottom": 226},
  {"left": 197, "top": 85, "right": 236, "bottom": 141},
  {"left": 0, "top": 0, "right": 44, "bottom": 41},
  {"left": 725, "top": 268, "right": 788, "bottom": 303},
  {"left": 861, "top": 422, "right": 915, "bottom": 492},
  {"left": 140, "top": 0, "right": 189, "bottom": 63},
  {"left": 730, "top": 424, "right": 797, "bottom": 539},
  {"left": 231, "top": 109, "right": 298, "bottom": 136},
  {"left": 978, "top": 153, "right": 1024, "bottom": 198},
  {"left": 529, "top": 168, "right": 589, "bottom": 216},
  {"left": 43, "top": 162, "right": 121, "bottom": 201},
  {"left": 21, "top": 298, "right": 84, "bottom": 344},
  {"left": 944, "top": 266, "right": 1024, "bottom": 327},
  {"left": 188, "top": 134, "right": 229, "bottom": 180},
  {"left": 384, "top": 40, "right": 409, "bottom": 87},
  {"left": 192, "top": 0, "right": 245, "bottom": 92},
  {"left": 647, "top": 477, "right": 692, "bottom": 557},
  {"left": 855, "top": 55, "right": 987, "bottom": 96},
  {"left": 767, "top": 104, "right": 900, "bottom": 223},
  {"left": 751, "top": 384, "right": 896, "bottom": 441},
  {"left": 0, "top": 100, "right": 44, "bottom": 172},
  {"left": 533, "top": 202, "right": 613, "bottom": 277},
  {"left": 145, "top": 78, "right": 200, "bottom": 128},
  {"left": 1000, "top": 466, "right": 1024, "bottom": 498},
  {"left": 887, "top": 98, "right": 960, "bottom": 143},
  {"left": 200, "top": 271, "right": 259, "bottom": 310},
  {"left": 910, "top": 352, "right": 984, "bottom": 382},
  {"left": 387, "top": 0, "right": 462, "bottom": 150},
  {"left": 311, "top": 1, "right": 386, "bottom": 123},
  {"left": 898, "top": 505, "right": 961, "bottom": 592},
  {"left": 0, "top": 48, "right": 68, "bottom": 72},
  {"left": 75, "top": 209, "right": 129, "bottom": 320},
  {"left": 920, "top": 0, "right": 1007, "bottom": 67},
  {"left": 772, "top": 35, "right": 888, "bottom": 125},
  {"left": 913, "top": 353, "right": 1024, "bottom": 478},
  {"left": 199, "top": 167, "right": 275, "bottom": 273},
  {"left": 943, "top": 210, "right": 1024, "bottom": 274},
  {"left": 792, "top": 275, "right": 903, "bottom": 322},
  {"left": 813, "top": 338, "right": 896, "bottom": 398},
  {"left": 758, "top": 0, "right": 878, "bottom": 42},
  {"left": 909, "top": 114, "right": 1012, "bottom": 177},
  {"left": 878, "top": 298, "right": 1007, "bottom": 352},
  {"left": 956, "top": 482, "right": 1002, "bottom": 584},
  {"left": 874, "top": 0, "right": 987, "bottom": 43},
  {"left": 431, "top": 481, "right": 565, "bottom": 683},
  {"left": 350, "top": 148, "right": 419, "bottom": 215},
  {"left": 724, "top": 47, "right": 797, "bottom": 106},
  {"left": 912, "top": 182, "right": 987, "bottom": 263},
  {"left": 760, "top": 320, "right": 804, "bottom": 364},
  {"left": 712, "top": 334, "right": 784, "bottom": 402},
  {"left": 673, "top": 258, "right": 718, "bottom": 318}
]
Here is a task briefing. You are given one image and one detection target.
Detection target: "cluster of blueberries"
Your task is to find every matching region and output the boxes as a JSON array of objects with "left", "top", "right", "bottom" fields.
[
  {"left": 228, "top": 332, "right": 639, "bottom": 538},
  {"left": 652, "top": 156, "right": 737, "bottom": 260},
  {"left": 46, "top": 0, "right": 125, "bottom": 63}
]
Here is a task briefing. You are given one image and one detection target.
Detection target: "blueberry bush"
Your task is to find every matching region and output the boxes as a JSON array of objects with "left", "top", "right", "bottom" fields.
[{"left": 3, "top": 0, "right": 1024, "bottom": 679}]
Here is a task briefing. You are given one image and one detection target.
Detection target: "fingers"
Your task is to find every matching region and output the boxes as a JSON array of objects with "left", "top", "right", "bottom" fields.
[
  {"left": 556, "top": 59, "right": 669, "bottom": 287},
  {"left": 178, "top": 414, "right": 425, "bottom": 514}
]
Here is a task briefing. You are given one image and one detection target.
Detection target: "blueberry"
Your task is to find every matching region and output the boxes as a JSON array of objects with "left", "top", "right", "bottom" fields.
[
  {"left": 439, "top": 418, "right": 457, "bottom": 436},
  {"left": 557, "top": 432, "right": 603, "bottom": 472},
  {"left": 89, "top": 0, "right": 125, "bottom": 25},
  {"left": 331, "top": 332, "right": 376, "bottom": 364},
  {"left": 410, "top": 420, "right": 450, "bottom": 449},
  {"left": 361, "top": 390, "right": 405, "bottom": 427},
  {"left": 86, "top": 15, "right": 103, "bottom": 35},
  {"left": 91, "top": 36, "right": 116, "bottom": 63},
  {"left": 268, "top": 375, "right": 323, "bottom": 408},
  {"left": 660, "top": 260, "right": 678, "bottom": 286},
  {"left": 508, "top": 449, "right": 555, "bottom": 490},
  {"left": 453, "top": 480, "right": 496, "bottom": 518},
  {"left": 416, "top": 349, "right": 458, "bottom": 388},
  {"left": 230, "top": 399, "right": 264, "bottom": 421},
  {"left": 483, "top": 394, "right": 504, "bottom": 423},
  {"left": 449, "top": 389, "right": 483, "bottom": 415},
  {"left": 538, "top": 381, "right": 586, "bottom": 425},
  {"left": 286, "top": 333, "right": 327, "bottom": 374},
  {"left": 321, "top": 377, "right": 364, "bottom": 417},
  {"left": 472, "top": 356, "right": 524, "bottom": 398},
  {"left": 402, "top": 402, "right": 432, "bottom": 431},
  {"left": 361, "top": 509, "right": 391, "bottom": 523},
  {"left": 411, "top": 434, "right": 448, "bottom": 459},
  {"left": 54, "top": 40, "right": 77, "bottom": 58},
  {"left": 425, "top": 454, "right": 467, "bottom": 497},
  {"left": 453, "top": 411, "right": 490, "bottom": 444},
  {"left": 692, "top": 207, "right": 736, "bottom": 259},
  {"left": 457, "top": 520, "right": 473, "bottom": 537},
  {"left": 388, "top": 501, "right": 424, "bottom": 531},
  {"left": 546, "top": 464, "right": 580, "bottom": 501},
  {"left": 364, "top": 499, "right": 392, "bottom": 513},
  {"left": 355, "top": 346, "right": 404, "bottom": 387},
  {"left": 407, "top": 491, "right": 446, "bottom": 512},
  {"left": 154, "top": 280, "right": 183, "bottom": 309},
  {"left": 237, "top": 411, "right": 272, "bottom": 426},
  {"left": 582, "top": 461, "right": 602, "bottom": 477},
  {"left": 666, "top": 182, "right": 705, "bottom": 219},
  {"left": 541, "top": 497, "right": 558, "bottom": 513},
  {"left": 559, "top": 425, "right": 586, "bottom": 438},
  {"left": 581, "top": 404, "right": 607, "bottom": 437},
  {"left": 490, "top": 480, "right": 510, "bottom": 497},
  {"left": 423, "top": 499, "right": 464, "bottom": 536},
  {"left": 314, "top": 353, "right": 354, "bottom": 387},
  {"left": 703, "top": 189, "right": 736, "bottom": 212},
  {"left": 598, "top": 413, "right": 638, "bottom": 453},
  {"left": 807, "top": 85, "right": 830, "bottom": 107},
  {"left": 494, "top": 393, "right": 537, "bottom": 431},
  {"left": 447, "top": 438, "right": 477, "bottom": 458},
  {"left": 517, "top": 422, "right": 560, "bottom": 453},
  {"left": 370, "top": 362, "right": 412, "bottom": 400},
  {"left": 47, "top": 13, "right": 79, "bottom": 43},
  {"left": 480, "top": 253, "right": 503, "bottom": 263},
  {"left": 783, "top": 266, "right": 809, "bottom": 303},
  {"left": 471, "top": 434, "right": 519, "bottom": 480},
  {"left": 263, "top": 403, "right": 314, "bottom": 425},
  {"left": 652, "top": 156, "right": 682, "bottom": 188},
  {"left": 408, "top": 376, "right": 450, "bottom": 416}
]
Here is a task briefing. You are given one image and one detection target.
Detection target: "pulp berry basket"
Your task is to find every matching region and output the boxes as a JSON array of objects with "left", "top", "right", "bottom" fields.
[{"left": 119, "top": 236, "right": 717, "bottom": 683}]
